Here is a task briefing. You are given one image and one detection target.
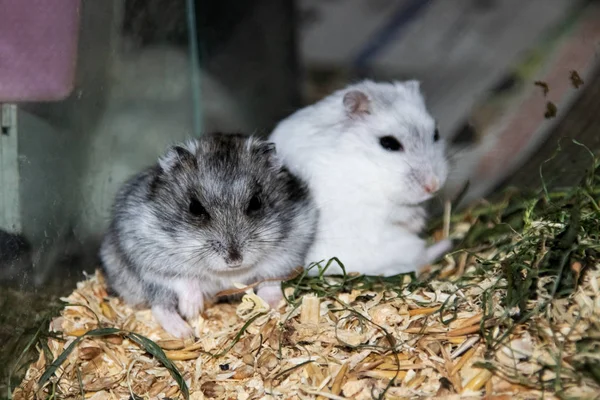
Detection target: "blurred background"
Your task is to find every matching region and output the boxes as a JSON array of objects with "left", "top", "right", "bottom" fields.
[{"left": 0, "top": 0, "right": 599, "bottom": 392}]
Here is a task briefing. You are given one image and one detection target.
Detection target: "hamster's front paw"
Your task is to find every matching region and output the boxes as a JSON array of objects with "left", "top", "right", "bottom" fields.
[
  {"left": 152, "top": 305, "right": 194, "bottom": 339},
  {"left": 172, "top": 280, "right": 204, "bottom": 320},
  {"left": 257, "top": 284, "right": 284, "bottom": 310},
  {"left": 178, "top": 291, "right": 204, "bottom": 321},
  {"left": 424, "top": 239, "right": 453, "bottom": 264}
]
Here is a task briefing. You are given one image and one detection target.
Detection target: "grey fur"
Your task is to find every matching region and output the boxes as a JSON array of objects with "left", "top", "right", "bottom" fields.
[{"left": 100, "top": 133, "right": 317, "bottom": 334}]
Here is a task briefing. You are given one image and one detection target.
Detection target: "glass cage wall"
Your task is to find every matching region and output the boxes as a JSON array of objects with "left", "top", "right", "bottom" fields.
[{"left": 0, "top": 0, "right": 299, "bottom": 293}]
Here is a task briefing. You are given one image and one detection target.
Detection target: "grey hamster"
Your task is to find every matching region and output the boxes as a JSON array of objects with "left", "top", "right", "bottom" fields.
[{"left": 100, "top": 133, "right": 318, "bottom": 338}]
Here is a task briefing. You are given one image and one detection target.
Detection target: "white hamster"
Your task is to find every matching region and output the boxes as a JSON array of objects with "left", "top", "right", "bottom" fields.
[{"left": 269, "top": 79, "right": 452, "bottom": 276}]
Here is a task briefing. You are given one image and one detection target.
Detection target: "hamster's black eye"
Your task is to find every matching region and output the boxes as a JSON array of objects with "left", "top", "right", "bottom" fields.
[
  {"left": 246, "top": 195, "right": 262, "bottom": 215},
  {"left": 189, "top": 198, "right": 208, "bottom": 217},
  {"left": 434, "top": 128, "right": 440, "bottom": 142},
  {"left": 379, "top": 136, "right": 404, "bottom": 152}
]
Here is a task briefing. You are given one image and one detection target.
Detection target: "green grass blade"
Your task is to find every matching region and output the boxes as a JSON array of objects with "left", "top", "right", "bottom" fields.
[
  {"left": 37, "top": 328, "right": 121, "bottom": 390},
  {"left": 7, "top": 319, "right": 49, "bottom": 399},
  {"left": 36, "top": 328, "right": 190, "bottom": 400},
  {"left": 126, "top": 332, "right": 189, "bottom": 400}
]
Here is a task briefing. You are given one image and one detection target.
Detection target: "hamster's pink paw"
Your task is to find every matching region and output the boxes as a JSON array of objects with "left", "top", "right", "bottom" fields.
[
  {"left": 178, "top": 291, "right": 204, "bottom": 321},
  {"left": 152, "top": 305, "right": 194, "bottom": 339},
  {"left": 257, "top": 284, "right": 284, "bottom": 310}
]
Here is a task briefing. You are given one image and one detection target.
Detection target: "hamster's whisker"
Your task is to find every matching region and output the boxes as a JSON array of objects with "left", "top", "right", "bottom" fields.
[
  {"left": 163, "top": 256, "right": 198, "bottom": 271},
  {"left": 167, "top": 254, "right": 206, "bottom": 271},
  {"left": 247, "top": 234, "right": 281, "bottom": 242},
  {"left": 248, "top": 240, "right": 281, "bottom": 246},
  {"left": 169, "top": 243, "right": 209, "bottom": 250},
  {"left": 169, "top": 249, "right": 209, "bottom": 268},
  {"left": 401, "top": 158, "right": 414, "bottom": 170},
  {"left": 247, "top": 234, "right": 284, "bottom": 243},
  {"left": 248, "top": 235, "right": 283, "bottom": 242}
]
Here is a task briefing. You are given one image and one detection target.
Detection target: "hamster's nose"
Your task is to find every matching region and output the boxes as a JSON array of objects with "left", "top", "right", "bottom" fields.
[
  {"left": 423, "top": 177, "right": 440, "bottom": 194},
  {"left": 225, "top": 247, "right": 243, "bottom": 268}
]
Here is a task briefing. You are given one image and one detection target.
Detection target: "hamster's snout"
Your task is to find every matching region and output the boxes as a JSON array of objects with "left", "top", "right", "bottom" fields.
[
  {"left": 225, "top": 246, "right": 243, "bottom": 268},
  {"left": 422, "top": 176, "right": 440, "bottom": 194}
]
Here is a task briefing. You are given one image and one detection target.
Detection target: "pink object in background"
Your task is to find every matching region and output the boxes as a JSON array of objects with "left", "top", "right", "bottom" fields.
[{"left": 0, "top": 0, "right": 80, "bottom": 102}]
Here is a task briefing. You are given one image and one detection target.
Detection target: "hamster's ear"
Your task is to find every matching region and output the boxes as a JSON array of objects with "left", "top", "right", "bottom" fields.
[
  {"left": 395, "top": 80, "right": 426, "bottom": 107},
  {"left": 396, "top": 80, "right": 424, "bottom": 99},
  {"left": 252, "top": 140, "right": 276, "bottom": 157},
  {"left": 343, "top": 90, "right": 371, "bottom": 117},
  {"left": 250, "top": 140, "right": 283, "bottom": 169},
  {"left": 159, "top": 145, "right": 196, "bottom": 173}
]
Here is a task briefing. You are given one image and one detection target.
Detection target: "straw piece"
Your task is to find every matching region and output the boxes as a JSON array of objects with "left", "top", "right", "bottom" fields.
[
  {"left": 450, "top": 346, "right": 478, "bottom": 376},
  {"left": 463, "top": 369, "right": 493, "bottom": 392},
  {"left": 163, "top": 351, "right": 201, "bottom": 361},
  {"left": 300, "top": 295, "right": 321, "bottom": 325},
  {"left": 447, "top": 324, "right": 481, "bottom": 337},
  {"left": 330, "top": 363, "right": 348, "bottom": 395},
  {"left": 408, "top": 306, "right": 440, "bottom": 316}
]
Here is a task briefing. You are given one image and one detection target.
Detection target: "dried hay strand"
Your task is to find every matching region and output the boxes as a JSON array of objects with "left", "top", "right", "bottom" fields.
[{"left": 11, "top": 151, "right": 600, "bottom": 399}]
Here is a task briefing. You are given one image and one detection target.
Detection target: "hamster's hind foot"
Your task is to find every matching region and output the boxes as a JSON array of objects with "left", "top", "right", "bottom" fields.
[
  {"left": 152, "top": 305, "right": 194, "bottom": 339},
  {"left": 257, "top": 283, "right": 284, "bottom": 310}
]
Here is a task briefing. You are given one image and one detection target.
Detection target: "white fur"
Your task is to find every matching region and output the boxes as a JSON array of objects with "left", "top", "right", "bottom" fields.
[
  {"left": 269, "top": 80, "right": 450, "bottom": 276},
  {"left": 152, "top": 305, "right": 194, "bottom": 339},
  {"left": 256, "top": 283, "right": 285, "bottom": 309}
]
